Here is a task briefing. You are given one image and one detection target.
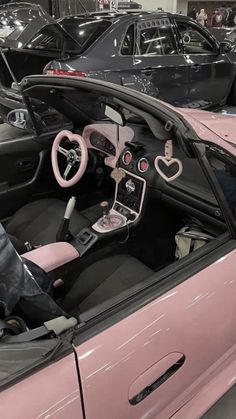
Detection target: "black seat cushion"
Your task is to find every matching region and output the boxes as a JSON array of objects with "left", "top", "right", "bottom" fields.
[
  {"left": 6, "top": 199, "right": 90, "bottom": 250},
  {"left": 62, "top": 254, "right": 153, "bottom": 313}
]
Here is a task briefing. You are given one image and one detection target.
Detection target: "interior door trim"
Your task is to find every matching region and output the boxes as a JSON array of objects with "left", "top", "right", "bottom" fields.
[{"left": 0, "top": 150, "right": 46, "bottom": 195}]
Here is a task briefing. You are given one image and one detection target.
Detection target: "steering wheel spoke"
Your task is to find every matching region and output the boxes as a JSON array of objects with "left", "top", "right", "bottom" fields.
[
  {"left": 58, "top": 146, "right": 69, "bottom": 157},
  {"left": 63, "top": 163, "right": 73, "bottom": 180}
]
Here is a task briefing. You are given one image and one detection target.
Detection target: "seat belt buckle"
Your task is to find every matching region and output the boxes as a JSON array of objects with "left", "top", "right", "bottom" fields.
[{"left": 24, "top": 241, "right": 33, "bottom": 252}]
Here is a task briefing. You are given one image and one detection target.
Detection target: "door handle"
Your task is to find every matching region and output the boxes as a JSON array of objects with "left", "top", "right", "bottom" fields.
[
  {"left": 191, "top": 64, "right": 201, "bottom": 72},
  {"left": 142, "top": 67, "right": 153, "bottom": 76},
  {"left": 17, "top": 159, "right": 34, "bottom": 172},
  {"left": 129, "top": 353, "right": 185, "bottom": 405}
]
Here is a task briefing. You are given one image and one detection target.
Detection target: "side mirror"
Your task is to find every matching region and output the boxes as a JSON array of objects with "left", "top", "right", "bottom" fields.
[
  {"left": 219, "top": 41, "right": 232, "bottom": 54},
  {"left": 7, "top": 109, "right": 32, "bottom": 130}
]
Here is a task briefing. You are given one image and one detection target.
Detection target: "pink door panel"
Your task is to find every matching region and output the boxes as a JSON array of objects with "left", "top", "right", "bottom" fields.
[
  {"left": 75, "top": 248, "right": 236, "bottom": 419},
  {"left": 0, "top": 353, "right": 83, "bottom": 419},
  {"left": 170, "top": 348, "right": 236, "bottom": 418},
  {"left": 129, "top": 352, "right": 185, "bottom": 405}
]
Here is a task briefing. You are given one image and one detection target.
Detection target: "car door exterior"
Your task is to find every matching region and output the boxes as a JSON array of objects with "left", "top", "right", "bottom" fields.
[
  {"left": 72, "top": 142, "right": 236, "bottom": 419},
  {"left": 175, "top": 18, "right": 233, "bottom": 108},
  {"left": 124, "top": 17, "right": 189, "bottom": 104},
  {"left": 0, "top": 353, "right": 84, "bottom": 419},
  {"left": 74, "top": 244, "right": 236, "bottom": 419},
  {"left": 104, "top": 17, "right": 190, "bottom": 104}
]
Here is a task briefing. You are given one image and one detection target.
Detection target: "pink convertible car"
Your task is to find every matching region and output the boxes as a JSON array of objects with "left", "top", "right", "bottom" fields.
[{"left": 0, "top": 76, "right": 235, "bottom": 419}]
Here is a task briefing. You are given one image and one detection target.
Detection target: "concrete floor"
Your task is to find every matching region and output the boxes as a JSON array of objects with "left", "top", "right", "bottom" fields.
[{"left": 202, "top": 385, "right": 236, "bottom": 419}]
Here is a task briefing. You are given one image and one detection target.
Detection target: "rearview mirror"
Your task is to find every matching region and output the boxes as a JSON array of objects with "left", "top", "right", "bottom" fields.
[
  {"left": 105, "top": 105, "right": 125, "bottom": 126},
  {"left": 7, "top": 109, "right": 32, "bottom": 130},
  {"left": 219, "top": 41, "right": 232, "bottom": 54}
]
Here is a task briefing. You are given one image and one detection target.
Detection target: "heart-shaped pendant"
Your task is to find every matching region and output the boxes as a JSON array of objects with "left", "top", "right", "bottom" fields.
[
  {"left": 111, "top": 168, "right": 126, "bottom": 184},
  {"left": 154, "top": 156, "right": 183, "bottom": 182}
]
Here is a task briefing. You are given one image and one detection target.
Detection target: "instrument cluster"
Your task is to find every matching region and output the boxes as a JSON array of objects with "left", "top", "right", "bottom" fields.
[{"left": 90, "top": 132, "right": 116, "bottom": 156}]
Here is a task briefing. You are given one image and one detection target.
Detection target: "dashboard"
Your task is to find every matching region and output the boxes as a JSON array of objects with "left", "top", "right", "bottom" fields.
[
  {"left": 116, "top": 171, "right": 145, "bottom": 214},
  {"left": 90, "top": 132, "right": 116, "bottom": 156},
  {"left": 83, "top": 123, "right": 134, "bottom": 169},
  {"left": 81, "top": 122, "right": 220, "bottom": 230}
]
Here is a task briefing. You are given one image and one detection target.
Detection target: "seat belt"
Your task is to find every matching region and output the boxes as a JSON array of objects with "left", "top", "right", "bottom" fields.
[{"left": 0, "top": 316, "right": 78, "bottom": 344}]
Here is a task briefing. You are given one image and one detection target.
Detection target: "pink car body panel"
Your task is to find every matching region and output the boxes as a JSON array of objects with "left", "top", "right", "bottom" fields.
[
  {"left": 156, "top": 98, "right": 236, "bottom": 149},
  {"left": 128, "top": 352, "right": 184, "bottom": 401},
  {"left": 176, "top": 107, "right": 236, "bottom": 150},
  {"left": 179, "top": 108, "right": 236, "bottom": 143},
  {"left": 75, "top": 248, "right": 236, "bottom": 419},
  {"left": 0, "top": 353, "right": 83, "bottom": 419},
  {"left": 171, "top": 348, "right": 236, "bottom": 419}
]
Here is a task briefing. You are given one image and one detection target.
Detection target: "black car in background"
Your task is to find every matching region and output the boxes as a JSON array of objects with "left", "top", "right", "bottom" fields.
[
  {"left": 209, "top": 27, "right": 236, "bottom": 51},
  {"left": 0, "top": 3, "right": 235, "bottom": 121}
]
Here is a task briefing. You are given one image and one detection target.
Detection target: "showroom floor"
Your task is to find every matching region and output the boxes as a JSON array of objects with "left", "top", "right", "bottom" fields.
[{"left": 202, "top": 385, "right": 236, "bottom": 418}]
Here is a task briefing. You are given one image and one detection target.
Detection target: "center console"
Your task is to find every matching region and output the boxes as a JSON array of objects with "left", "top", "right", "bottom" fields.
[
  {"left": 23, "top": 242, "right": 80, "bottom": 273},
  {"left": 92, "top": 169, "right": 146, "bottom": 234},
  {"left": 24, "top": 170, "right": 146, "bottom": 274}
]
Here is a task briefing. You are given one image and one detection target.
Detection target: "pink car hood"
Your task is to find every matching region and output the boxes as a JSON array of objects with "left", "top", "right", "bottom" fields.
[
  {"left": 178, "top": 108, "right": 236, "bottom": 145},
  {"left": 153, "top": 96, "right": 236, "bottom": 152}
]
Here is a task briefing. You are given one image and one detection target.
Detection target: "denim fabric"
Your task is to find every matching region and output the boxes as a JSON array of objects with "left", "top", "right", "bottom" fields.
[{"left": 0, "top": 224, "right": 63, "bottom": 324}]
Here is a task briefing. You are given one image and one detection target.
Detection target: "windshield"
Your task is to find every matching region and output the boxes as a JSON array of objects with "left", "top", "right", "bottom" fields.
[
  {"left": 25, "top": 18, "right": 111, "bottom": 53},
  {"left": 25, "top": 24, "right": 80, "bottom": 53},
  {"left": 0, "top": 3, "right": 55, "bottom": 49},
  {"left": 59, "top": 18, "right": 112, "bottom": 51}
]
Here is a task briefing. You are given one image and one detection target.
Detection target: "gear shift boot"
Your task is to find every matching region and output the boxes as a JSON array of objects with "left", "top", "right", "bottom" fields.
[{"left": 98, "top": 214, "right": 125, "bottom": 230}]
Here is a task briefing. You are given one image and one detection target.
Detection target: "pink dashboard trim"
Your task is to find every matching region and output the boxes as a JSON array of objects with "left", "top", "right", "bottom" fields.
[
  {"left": 23, "top": 242, "right": 79, "bottom": 272},
  {"left": 83, "top": 124, "right": 134, "bottom": 168}
]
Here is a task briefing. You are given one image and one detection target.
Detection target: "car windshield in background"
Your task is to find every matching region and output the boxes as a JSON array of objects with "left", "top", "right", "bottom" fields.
[
  {"left": 26, "top": 19, "right": 111, "bottom": 54},
  {"left": 225, "top": 29, "right": 236, "bottom": 43},
  {"left": 60, "top": 18, "right": 112, "bottom": 49},
  {"left": 210, "top": 27, "right": 236, "bottom": 44},
  {"left": 28, "top": 97, "right": 73, "bottom": 133},
  {"left": 28, "top": 89, "right": 126, "bottom": 132},
  {"left": 25, "top": 24, "right": 80, "bottom": 53}
]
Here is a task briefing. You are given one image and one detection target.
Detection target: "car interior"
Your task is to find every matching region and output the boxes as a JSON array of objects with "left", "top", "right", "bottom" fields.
[{"left": 0, "top": 84, "right": 228, "bottom": 330}]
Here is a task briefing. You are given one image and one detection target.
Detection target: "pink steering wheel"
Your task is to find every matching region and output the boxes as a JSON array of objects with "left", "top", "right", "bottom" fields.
[{"left": 51, "top": 130, "right": 88, "bottom": 188}]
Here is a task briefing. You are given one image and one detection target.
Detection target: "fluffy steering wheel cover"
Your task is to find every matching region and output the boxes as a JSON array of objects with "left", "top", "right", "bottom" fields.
[{"left": 51, "top": 130, "right": 88, "bottom": 188}]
